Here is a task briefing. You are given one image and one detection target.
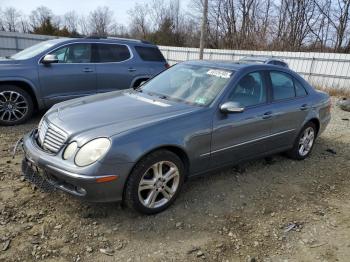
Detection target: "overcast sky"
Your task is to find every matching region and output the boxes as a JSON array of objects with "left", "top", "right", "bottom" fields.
[{"left": 0, "top": 0, "right": 191, "bottom": 25}]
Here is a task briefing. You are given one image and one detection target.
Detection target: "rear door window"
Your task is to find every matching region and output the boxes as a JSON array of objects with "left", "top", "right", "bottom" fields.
[
  {"left": 135, "top": 46, "right": 166, "bottom": 62},
  {"left": 96, "top": 44, "right": 131, "bottom": 63},
  {"left": 270, "top": 71, "right": 295, "bottom": 100}
]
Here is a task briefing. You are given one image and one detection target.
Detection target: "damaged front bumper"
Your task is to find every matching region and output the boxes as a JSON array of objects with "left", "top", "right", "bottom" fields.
[{"left": 20, "top": 130, "right": 133, "bottom": 203}]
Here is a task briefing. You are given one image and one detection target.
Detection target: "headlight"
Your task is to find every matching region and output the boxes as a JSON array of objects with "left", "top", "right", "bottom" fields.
[
  {"left": 63, "top": 142, "right": 78, "bottom": 160},
  {"left": 75, "top": 138, "right": 111, "bottom": 167}
]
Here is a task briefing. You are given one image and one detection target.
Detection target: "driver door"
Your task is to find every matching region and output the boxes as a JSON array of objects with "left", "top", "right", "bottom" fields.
[
  {"left": 210, "top": 71, "right": 273, "bottom": 168},
  {"left": 38, "top": 43, "right": 97, "bottom": 107}
]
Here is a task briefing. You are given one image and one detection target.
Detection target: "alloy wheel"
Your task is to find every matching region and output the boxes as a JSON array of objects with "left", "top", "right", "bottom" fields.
[
  {"left": 138, "top": 161, "right": 180, "bottom": 209},
  {"left": 298, "top": 127, "right": 315, "bottom": 156},
  {"left": 0, "top": 91, "right": 28, "bottom": 122}
]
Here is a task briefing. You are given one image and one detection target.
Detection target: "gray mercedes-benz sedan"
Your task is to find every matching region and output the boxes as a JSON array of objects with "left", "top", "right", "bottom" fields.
[{"left": 21, "top": 60, "right": 331, "bottom": 214}]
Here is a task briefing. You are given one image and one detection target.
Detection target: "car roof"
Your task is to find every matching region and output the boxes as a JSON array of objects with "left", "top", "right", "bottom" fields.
[
  {"left": 183, "top": 60, "right": 271, "bottom": 71},
  {"left": 240, "top": 56, "right": 286, "bottom": 63},
  {"left": 57, "top": 37, "right": 155, "bottom": 46},
  {"left": 182, "top": 60, "right": 294, "bottom": 74},
  {"left": 184, "top": 60, "right": 249, "bottom": 70}
]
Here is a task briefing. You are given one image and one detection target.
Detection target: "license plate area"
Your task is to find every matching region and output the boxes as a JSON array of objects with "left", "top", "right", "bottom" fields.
[{"left": 22, "top": 158, "right": 56, "bottom": 192}]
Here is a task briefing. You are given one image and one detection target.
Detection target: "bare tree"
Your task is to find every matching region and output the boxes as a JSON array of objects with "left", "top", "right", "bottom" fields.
[
  {"left": 3, "top": 7, "right": 21, "bottom": 32},
  {"left": 63, "top": 11, "right": 79, "bottom": 34},
  {"left": 78, "top": 15, "right": 89, "bottom": 36},
  {"left": 29, "top": 6, "right": 53, "bottom": 29},
  {"left": 88, "top": 6, "right": 114, "bottom": 36},
  {"left": 128, "top": 3, "right": 150, "bottom": 39}
]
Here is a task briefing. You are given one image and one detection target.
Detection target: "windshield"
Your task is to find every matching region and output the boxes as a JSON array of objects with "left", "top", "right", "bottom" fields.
[
  {"left": 10, "top": 39, "right": 63, "bottom": 60},
  {"left": 141, "top": 64, "right": 234, "bottom": 106}
]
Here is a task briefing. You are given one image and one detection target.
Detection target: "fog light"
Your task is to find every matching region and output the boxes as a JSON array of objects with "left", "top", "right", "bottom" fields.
[{"left": 76, "top": 186, "right": 86, "bottom": 195}]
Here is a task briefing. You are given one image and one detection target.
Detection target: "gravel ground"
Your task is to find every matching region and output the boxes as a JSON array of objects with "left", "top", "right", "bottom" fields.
[{"left": 0, "top": 97, "right": 349, "bottom": 262}]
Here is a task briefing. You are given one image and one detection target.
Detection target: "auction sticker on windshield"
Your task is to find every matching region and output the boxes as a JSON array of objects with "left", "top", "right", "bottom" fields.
[{"left": 206, "top": 69, "right": 231, "bottom": 79}]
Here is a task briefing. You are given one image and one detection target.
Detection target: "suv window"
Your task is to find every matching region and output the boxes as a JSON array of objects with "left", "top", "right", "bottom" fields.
[
  {"left": 135, "top": 46, "right": 165, "bottom": 62},
  {"left": 228, "top": 72, "right": 267, "bottom": 107},
  {"left": 51, "top": 44, "right": 92, "bottom": 63},
  {"left": 96, "top": 44, "right": 131, "bottom": 63},
  {"left": 270, "top": 71, "right": 295, "bottom": 100}
]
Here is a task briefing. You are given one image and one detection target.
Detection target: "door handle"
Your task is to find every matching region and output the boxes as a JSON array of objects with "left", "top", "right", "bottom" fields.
[
  {"left": 262, "top": 111, "right": 273, "bottom": 119},
  {"left": 128, "top": 68, "right": 136, "bottom": 72},
  {"left": 83, "top": 68, "right": 94, "bottom": 73},
  {"left": 300, "top": 104, "right": 309, "bottom": 111}
]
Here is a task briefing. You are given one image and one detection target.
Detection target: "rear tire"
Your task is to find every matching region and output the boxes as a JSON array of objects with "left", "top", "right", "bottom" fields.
[
  {"left": 0, "top": 85, "right": 33, "bottom": 126},
  {"left": 287, "top": 122, "right": 316, "bottom": 160},
  {"left": 124, "top": 150, "right": 185, "bottom": 214}
]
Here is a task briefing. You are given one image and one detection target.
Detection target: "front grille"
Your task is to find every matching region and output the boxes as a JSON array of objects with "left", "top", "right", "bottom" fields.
[{"left": 37, "top": 119, "right": 68, "bottom": 153}]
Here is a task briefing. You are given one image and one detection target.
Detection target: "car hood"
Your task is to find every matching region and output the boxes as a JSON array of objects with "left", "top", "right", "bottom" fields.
[
  {"left": 45, "top": 90, "right": 200, "bottom": 139},
  {"left": 0, "top": 59, "right": 29, "bottom": 74}
]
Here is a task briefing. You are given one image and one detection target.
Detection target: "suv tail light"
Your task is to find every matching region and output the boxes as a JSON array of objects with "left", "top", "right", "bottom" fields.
[{"left": 165, "top": 63, "right": 170, "bottom": 69}]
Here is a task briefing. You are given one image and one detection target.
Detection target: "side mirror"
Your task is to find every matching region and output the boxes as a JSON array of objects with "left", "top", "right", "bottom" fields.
[
  {"left": 220, "top": 101, "right": 245, "bottom": 114},
  {"left": 42, "top": 54, "right": 58, "bottom": 64}
]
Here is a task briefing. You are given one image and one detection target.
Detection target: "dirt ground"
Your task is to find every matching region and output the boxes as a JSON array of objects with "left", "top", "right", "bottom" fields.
[{"left": 0, "top": 97, "right": 349, "bottom": 262}]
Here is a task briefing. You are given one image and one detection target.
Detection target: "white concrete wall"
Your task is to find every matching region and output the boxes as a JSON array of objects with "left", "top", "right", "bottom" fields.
[
  {"left": 159, "top": 45, "right": 350, "bottom": 91},
  {"left": 0, "top": 31, "right": 57, "bottom": 57}
]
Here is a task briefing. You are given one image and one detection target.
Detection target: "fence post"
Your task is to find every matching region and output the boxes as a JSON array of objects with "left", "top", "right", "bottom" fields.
[
  {"left": 308, "top": 57, "right": 315, "bottom": 82},
  {"left": 15, "top": 36, "right": 19, "bottom": 52},
  {"left": 186, "top": 50, "right": 190, "bottom": 61}
]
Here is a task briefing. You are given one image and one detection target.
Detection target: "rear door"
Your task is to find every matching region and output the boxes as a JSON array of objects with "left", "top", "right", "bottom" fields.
[
  {"left": 211, "top": 71, "right": 273, "bottom": 167},
  {"left": 38, "top": 43, "right": 97, "bottom": 106},
  {"left": 94, "top": 43, "right": 135, "bottom": 93},
  {"left": 267, "top": 70, "right": 310, "bottom": 149}
]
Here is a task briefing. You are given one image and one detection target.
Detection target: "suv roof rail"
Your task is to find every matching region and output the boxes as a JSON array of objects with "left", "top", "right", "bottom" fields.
[
  {"left": 84, "top": 35, "right": 107, "bottom": 39},
  {"left": 106, "top": 37, "right": 152, "bottom": 44},
  {"left": 82, "top": 35, "right": 153, "bottom": 44}
]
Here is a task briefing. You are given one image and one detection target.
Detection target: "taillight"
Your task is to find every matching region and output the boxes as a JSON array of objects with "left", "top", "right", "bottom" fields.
[{"left": 165, "top": 63, "right": 170, "bottom": 69}]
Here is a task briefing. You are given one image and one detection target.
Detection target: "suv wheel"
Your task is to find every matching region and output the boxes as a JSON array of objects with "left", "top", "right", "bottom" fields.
[
  {"left": 287, "top": 122, "right": 316, "bottom": 160},
  {"left": 0, "top": 85, "right": 33, "bottom": 126},
  {"left": 124, "top": 150, "right": 185, "bottom": 214}
]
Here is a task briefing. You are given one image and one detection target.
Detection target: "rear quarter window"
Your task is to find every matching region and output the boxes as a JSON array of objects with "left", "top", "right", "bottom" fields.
[
  {"left": 135, "top": 46, "right": 166, "bottom": 62},
  {"left": 96, "top": 44, "right": 130, "bottom": 62},
  {"left": 295, "top": 80, "right": 308, "bottom": 97}
]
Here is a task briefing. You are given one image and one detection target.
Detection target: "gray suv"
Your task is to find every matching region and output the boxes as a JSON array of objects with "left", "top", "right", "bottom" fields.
[{"left": 0, "top": 37, "right": 168, "bottom": 125}]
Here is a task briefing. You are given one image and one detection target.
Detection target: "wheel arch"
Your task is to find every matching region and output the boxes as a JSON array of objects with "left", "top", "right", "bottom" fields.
[
  {"left": 0, "top": 79, "right": 42, "bottom": 110},
  {"left": 307, "top": 118, "right": 320, "bottom": 136},
  {"left": 130, "top": 76, "right": 151, "bottom": 88},
  {"left": 122, "top": 144, "right": 190, "bottom": 201}
]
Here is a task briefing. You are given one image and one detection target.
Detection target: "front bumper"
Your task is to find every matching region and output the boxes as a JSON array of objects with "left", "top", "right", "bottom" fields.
[{"left": 21, "top": 130, "right": 134, "bottom": 202}]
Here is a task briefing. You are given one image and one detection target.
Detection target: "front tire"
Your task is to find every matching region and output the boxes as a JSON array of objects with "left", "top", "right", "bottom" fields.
[
  {"left": 287, "top": 122, "right": 316, "bottom": 160},
  {"left": 124, "top": 150, "right": 185, "bottom": 214},
  {"left": 0, "top": 85, "right": 33, "bottom": 126}
]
